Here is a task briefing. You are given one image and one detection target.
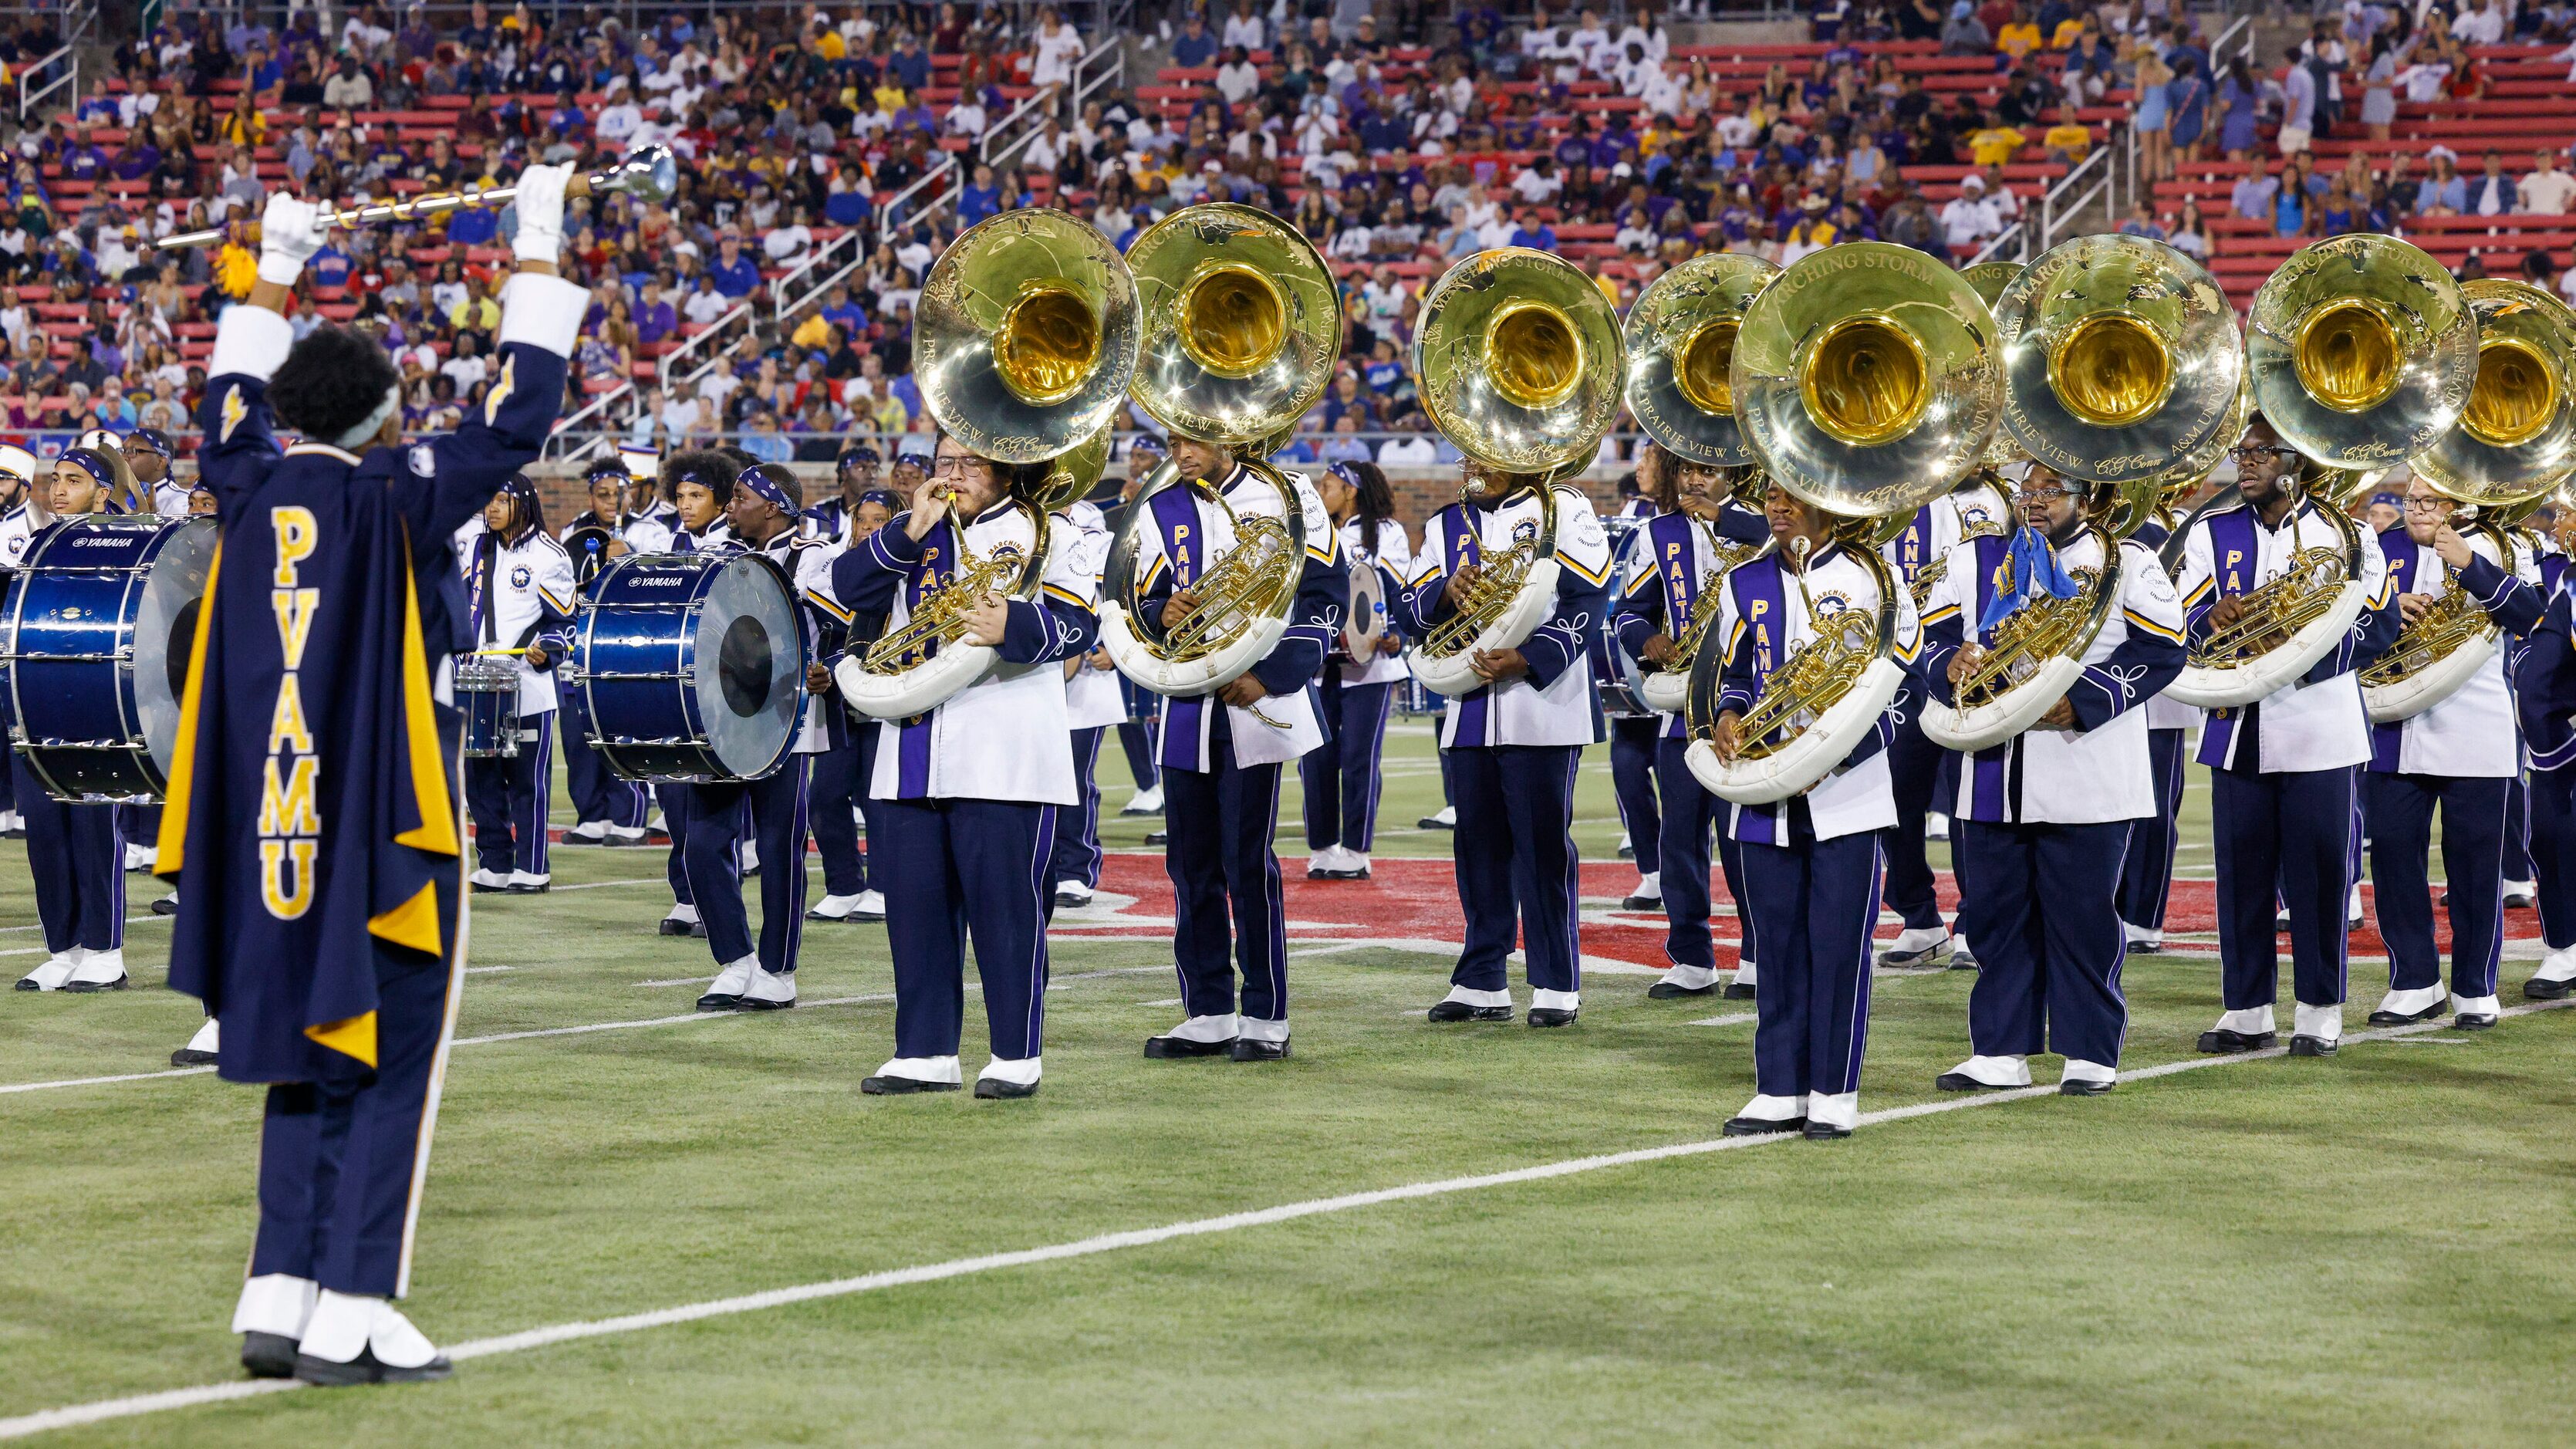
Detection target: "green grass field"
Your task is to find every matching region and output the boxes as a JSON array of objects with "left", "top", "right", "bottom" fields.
[{"left": 3, "top": 721, "right": 2572, "bottom": 1446}]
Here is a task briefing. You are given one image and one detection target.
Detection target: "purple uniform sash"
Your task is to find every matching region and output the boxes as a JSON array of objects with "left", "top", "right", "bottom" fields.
[{"left": 893, "top": 518, "right": 959, "bottom": 797}]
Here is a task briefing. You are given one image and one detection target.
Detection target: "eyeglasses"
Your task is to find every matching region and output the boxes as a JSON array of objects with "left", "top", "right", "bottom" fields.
[
  {"left": 2402, "top": 496, "right": 2449, "bottom": 512},
  {"left": 2230, "top": 444, "right": 2296, "bottom": 462},
  {"left": 929, "top": 454, "right": 994, "bottom": 478},
  {"left": 2016, "top": 485, "right": 2078, "bottom": 503}
]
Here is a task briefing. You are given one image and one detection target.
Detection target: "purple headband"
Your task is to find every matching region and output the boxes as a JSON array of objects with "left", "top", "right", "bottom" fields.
[
  {"left": 736, "top": 464, "right": 795, "bottom": 514},
  {"left": 857, "top": 488, "right": 903, "bottom": 510},
  {"left": 1328, "top": 461, "right": 1362, "bottom": 488},
  {"left": 58, "top": 447, "right": 117, "bottom": 491}
]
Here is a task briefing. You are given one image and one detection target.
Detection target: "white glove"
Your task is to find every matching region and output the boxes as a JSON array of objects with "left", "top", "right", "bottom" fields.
[
  {"left": 511, "top": 161, "right": 574, "bottom": 264},
  {"left": 255, "top": 193, "right": 331, "bottom": 285}
]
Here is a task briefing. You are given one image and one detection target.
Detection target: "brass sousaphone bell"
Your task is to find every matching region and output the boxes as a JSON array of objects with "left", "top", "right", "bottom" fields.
[
  {"left": 1920, "top": 235, "right": 2241, "bottom": 751},
  {"left": 839, "top": 208, "right": 1143, "bottom": 721},
  {"left": 1099, "top": 204, "right": 1342, "bottom": 704},
  {"left": 1406, "top": 247, "right": 1628, "bottom": 698}
]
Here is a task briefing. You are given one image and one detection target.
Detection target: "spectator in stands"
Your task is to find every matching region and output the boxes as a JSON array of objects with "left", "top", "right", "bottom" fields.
[
  {"left": 2523, "top": 150, "right": 2576, "bottom": 216},
  {"left": 2358, "top": 32, "right": 2398, "bottom": 143},
  {"left": 323, "top": 52, "right": 373, "bottom": 109},
  {"left": 1941, "top": 173, "right": 1995, "bottom": 255},
  {"left": 2041, "top": 105, "right": 2092, "bottom": 166},
  {"left": 2167, "top": 198, "right": 2210, "bottom": 261},
  {"left": 2471, "top": 148, "right": 2517, "bottom": 217},
  {"left": 1223, "top": 0, "right": 1267, "bottom": 52},
  {"left": 2456, "top": 0, "right": 2509, "bottom": 47},
  {"left": 2278, "top": 44, "right": 2317, "bottom": 157},
  {"left": 1170, "top": 12, "right": 1219, "bottom": 69},
  {"left": 2218, "top": 57, "right": 2260, "bottom": 160},
  {"left": 1940, "top": 2, "right": 1991, "bottom": 56},
  {"left": 1969, "top": 110, "right": 2024, "bottom": 170}
]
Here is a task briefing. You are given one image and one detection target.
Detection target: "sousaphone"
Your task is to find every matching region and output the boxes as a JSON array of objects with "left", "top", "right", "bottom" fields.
[
  {"left": 1099, "top": 204, "right": 1342, "bottom": 703},
  {"left": 1687, "top": 242, "right": 2003, "bottom": 804},
  {"left": 1406, "top": 247, "right": 1628, "bottom": 698},
  {"left": 839, "top": 208, "right": 1140, "bottom": 721},
  {"left": 1922, "top": 234, "right": 2239, "bottom": 751}
]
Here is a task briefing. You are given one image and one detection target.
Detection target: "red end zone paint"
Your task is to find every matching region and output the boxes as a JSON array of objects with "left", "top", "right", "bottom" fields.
[{"left": 1071, "top": 853, "right": 2538, "bottom": 970}]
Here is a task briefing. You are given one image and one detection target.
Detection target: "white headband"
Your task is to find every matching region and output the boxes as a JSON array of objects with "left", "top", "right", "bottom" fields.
[{"left": 332, "top": 384, "right": 404, "bottom": 451}]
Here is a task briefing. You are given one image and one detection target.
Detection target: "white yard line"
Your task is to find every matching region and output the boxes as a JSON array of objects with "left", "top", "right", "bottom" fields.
[{"left": 8, "top": 997, "right": 2564, "bottom": 1442}]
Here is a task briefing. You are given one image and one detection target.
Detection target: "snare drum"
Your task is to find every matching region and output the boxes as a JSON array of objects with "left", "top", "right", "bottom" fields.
[
  {"left": 2, "top": 514, "right": 216, "bottom": 802},
  {"left": 454, "top": 654, "right": 523, "bottom": 758},
  {"left": 571, "top": 549, "right": 805, "bottom": 782}
]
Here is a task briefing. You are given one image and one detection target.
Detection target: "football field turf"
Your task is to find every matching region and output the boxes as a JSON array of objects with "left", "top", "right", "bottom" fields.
[{"left": 4, "top": 721, "right": 2572, "bottom": 1445}]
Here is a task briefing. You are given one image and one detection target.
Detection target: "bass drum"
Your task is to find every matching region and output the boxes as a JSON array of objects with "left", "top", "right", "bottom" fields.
[
  {"left": 570, "top": 550, "right": 805, "bottom": 782},
  {"left": 2, "top": 514, "right": 215, "bottom": 802}
]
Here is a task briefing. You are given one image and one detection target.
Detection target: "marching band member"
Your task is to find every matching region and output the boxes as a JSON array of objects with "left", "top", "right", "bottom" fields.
[
  {"left": 1110, "top": 437, "right": 1168, "bottom": 820},
  {"left": 2362, "top": 475, "right": 2543, "bottom": 1028},
  {"left": 1704, "top": 483, "right": 1919, "bottom": 1138},
  {"left": 10, "top": 449, "right": 132, "bottom": 992},
  {"left": 1614, "top": 445, "right": 1769, "bottom": 1000},
  {"left": 558, "top": 458, "right": 653, "bottom": 846},
  {"left": 2115, "top": 498, "right": 2201, "bottom": 955},
  {"left": 2514, "top": 505, "right": 2576, "bottom": 998},
  {"left": 1920, "top": 464, "right": 2187, "bottom": 1095},
  {"left": 0, "top": 447, "right": 37, "bottom": 842},
  {"left": 1879, "top": 471, "right": 2012, "bottom": 969},
  {"left": 1135, "top": 434, "right": 1345, "bottom": 1062},
  {"left": 1052, "top": 488, "right": 1125, "bottom": 908},
  {"left": 687, "top": 462, "right": 842, "bottom": 1012},
  {"left": 123, "top": 427, "right": 189, "bottom": 515},
  {"left": 1301, "top": 459, "right": 1413, "bottom": 881},
  {"left": 1402, "top": 461, "right": 1614, "bottom": 1028},
  {"left": 805, "top": 444, "right": 882, "bottom": 545},
  {"left": 164, "top": 171, "right": 581, "bottom": 1384},
  {"left": 653, "top": 454, "right": 737, "bottom": 939},
  {"left": 461, "top": 475, "right": 576, "bottom": 893},
  {"left": 2176, "top": 417, "right": 2396, "bottom": 1059},
  {"left": 832, "top": 434, "right": 1101, "bottom": 1096},
  {"left": 807, "top": 486, "right": 898, "bottom": 923},
  {"left": 1609, "top": 467, "right": 1663, "bottom": 903}
]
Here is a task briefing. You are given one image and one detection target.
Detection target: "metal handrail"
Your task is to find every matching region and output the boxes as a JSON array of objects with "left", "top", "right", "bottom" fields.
[
  {"left": 2041, "top": 145, "right": 2113, "bottom": 253},
  {"left": 769, "top": 227, "right": 864, "bottom": 320},
  {"left": 657, "top": 301, "right": 752, "bottom": 394},
  {"left": 17, "top": 42, "right": 73, "bottom": 125},
  {"left": 546, "top": 382, "right": 634, "bottom": 458}
]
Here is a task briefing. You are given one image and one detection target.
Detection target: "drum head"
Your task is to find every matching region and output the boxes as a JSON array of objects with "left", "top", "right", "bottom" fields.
[
  {"left": 135, "top": 517, "right": 218, "bottom": 779},
  {"left": 1342, "top": 562, "right": 1384, "bottom": 657},
  {"left": 691, "top": 554, "right": 802, "bottom": 778}
]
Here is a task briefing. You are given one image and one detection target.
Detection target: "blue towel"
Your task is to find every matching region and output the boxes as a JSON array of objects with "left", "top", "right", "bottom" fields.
[{"left": 1978, "top": 524, "right": 2080, "bottom": 631}]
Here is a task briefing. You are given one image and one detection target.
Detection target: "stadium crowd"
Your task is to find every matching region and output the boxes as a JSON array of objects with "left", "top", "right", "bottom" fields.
[{"left": 2, "top": 1, "right": 2571, "bottom": 471}]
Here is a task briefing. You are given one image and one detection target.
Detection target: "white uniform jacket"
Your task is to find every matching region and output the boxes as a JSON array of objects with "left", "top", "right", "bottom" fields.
[
  {"left": 0, "top": 501, "right": 31, "bottom": 569},
  {"left": 1059, "top": 498, "right": 1129, "bottom": 730},
  {"left": 2367, "top": 525, "right": 2544, "bottom": 779},
  {"left": 1399, "top": 484, "right": 1615, "bottom": 749},
  {"left": 833, "top": 497, "right": 1101, "bottom": 805},
  {"left": 463, "top": 524, "right": 578, "bottom": 715},
  {"left": 1916, "top": 525, "right": 2189, "bottom": 824},
  {"left": 1130, "top": 461, "right": 1345, "bottom": 771},
  {"left": 624, "top": 499, "right": 677, "bottom": 554},
  {"left": 1338, "top": 514, "right": 1414, "bottom": 686},
  {"left": 1882, "top": 478, "right": 2010, "bottom": 598},
  {"left": 1710, "top": 539, "right": 1920, "bottom": 843},
  {"left": 1613, "top": 503, "right": 1770, "bottom": 741},
  {"left": 2176, "top": 495, "right": 2395, "bottom": 774}
]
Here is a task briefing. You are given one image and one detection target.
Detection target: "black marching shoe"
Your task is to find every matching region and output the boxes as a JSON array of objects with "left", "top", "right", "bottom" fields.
[
  {"left": 1143, "top": 1034, "right": 1234, "bottom": 1059},
  {"left": 2367, "top": 1001, "right": 2446, "bottom": 1026},
  {"left": 241, "top": 1332, "right": 299, "bottom": 1379},
  {"left": 974, "top": 1077, "right": 1040, "bottom": 1099},
  {"left": 1426, "top": 1001, "right": 1513, "bottom": 1023},
  {"left": 1723, "top": 1116, "right": 1802, "bottom": 1137},
  {"left": 1934, "top": 1072, "right": 2010, "bottom": 1093},
  {"left": 2524, "top": 976, "right": 2576, "bottom": 1001},
  {"left": 2058, "top": 1079, "right": 2115, "bottom": 1097},
  {"left": 1143, "top": 829, "right": 1170, "bottom": 846},
  {"left": 1721, "top": 980, "right": 1757, "bottom": 1000},
  {"left": 172, "top": 1045, "right": 219, "bottom": 1066},
  {"left": 294, "top": 1346, "right": 454, "bottom": 1386},
  {"left": 150, "top": 895, "right": 180, "bottom": 916},
  {"left": 1646, "top": 979, "right": 1716, "bottom": 999},
  {"left": 2287, "top": 1034, "right": 2338, "bottom": 1057},
  {"left": 2455, "top": 1012, "right": 2498, "bottom": 1031},
  {"left": 2195, "top": 1028, "right": 2277, "bottom": 1054},
  {"left": 657, "top": 917, "right": 696, "bottom": 937},
  {"left": 1801, "top": 1121, "right": 1852, "bottom": 1140},
  {"left": 1228, "top": 1039, "right": 1290, "bottom": 1062},
  {"left": 862, "top": 1076, "right": 962, "bottom": 1095},
  {"left": 1528, "top": 1008, "right": 1578, "bottom": 1028}
]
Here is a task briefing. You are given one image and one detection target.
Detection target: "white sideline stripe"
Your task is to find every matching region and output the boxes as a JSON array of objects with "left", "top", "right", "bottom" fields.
[
  {"left": 9, "top": 997, "right": 2565, "bottom": 1442},
  {"left": 1688, "top": 1012, "right": 1758, "bottom": 1027},
  {"left": 0, "top": 876, "right": 668, "bottom": 939}
]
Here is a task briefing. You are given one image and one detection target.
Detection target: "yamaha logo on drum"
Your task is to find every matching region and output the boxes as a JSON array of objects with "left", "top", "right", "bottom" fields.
[
  {"left": 72, "top": 538, "right": 127, "bottom": 547},
  {"left": 633, "top": 576, "right": 687, "bottom": 587}
]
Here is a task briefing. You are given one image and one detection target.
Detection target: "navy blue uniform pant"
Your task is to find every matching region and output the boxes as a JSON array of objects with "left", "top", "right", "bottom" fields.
[
  {"left": 2116, "top": 728, "right": 2187, "bottom": 931},
  {"left": 559, "top": 687, "right": 647, "bottom": 830},
  {"left": 1116, "top": 678, "right": 1160, "bottom": 793},
  {"left": 1450, "top": 744, "right": 1582, "bottom": 995},
  {"left": 1882, "top": 692, "right": 1947, "bottom": 932},
  {"left": 883, "top": 798, "right": 1055, "bottom": 1062},
  {"left": 464, "top": 711, "right": 553, "bottom": 876},
  {"left": 1300, "top": 676, "right": 1396, "bottom": 851},
  {"left": 13, "top": 752, "right": 123, "bottom": 953},
  {"left": 1740, "top": 828, "right": 1882, "bottom": 1101},
  {"left": 685, "top": 758, "right": 812, "bottom": 971},
  {"left": 1959, "top": 819, "right": 2131, "bottom": 1066},
  {"left": 2213, "top": 765, "right": 2355, "bottom": 1012},
  {"left": 2505, "top": 772, "right": 2534, "bottom": 882},
  {"left": 1609, "top": 715, "right": 1661, "bottom": 873},
  {"left": 2365, "top": 772, "right": 2507, "bottom": 1000},
  {"left": 657, "top": 782, "right": 694, "bottom": 906},
  {"left": 807, "top": 735, "right": 868, "bottom": 897},
  {"left": 1164, "top": 748, "right": 1288, "bottom": 1024},
  {"left": 1653, "top": 735, "right": 1756, "bottom": 970},
  {"left": 2532, "top": 767, "right": 2576, "bottom": 951},
  {"left": 1048, "top": 726, "right": 1106, "bottom": 890}
]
